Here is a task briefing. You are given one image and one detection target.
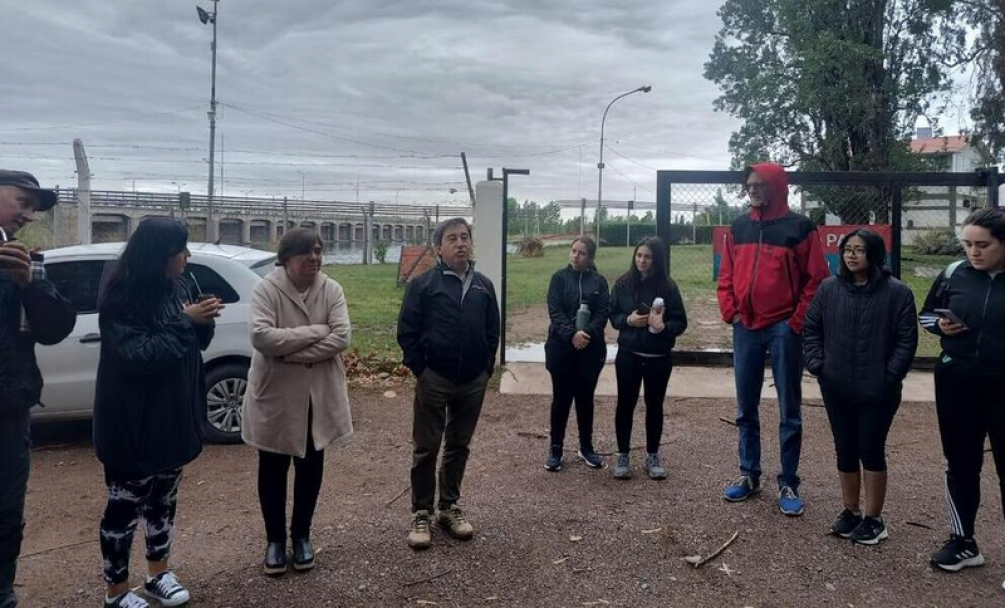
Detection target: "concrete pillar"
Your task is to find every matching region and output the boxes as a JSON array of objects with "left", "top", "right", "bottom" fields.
[
  {"left": 242, "top": 219, "right": 252, "bottom": 245},
  {"left": 473, "top": 179, "right": 503, "bottom": 314}
]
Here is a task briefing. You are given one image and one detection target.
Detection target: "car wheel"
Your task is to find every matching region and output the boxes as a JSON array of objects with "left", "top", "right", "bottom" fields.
[{"left": 203, "top": 362, "right": 248, "bottom": 444}]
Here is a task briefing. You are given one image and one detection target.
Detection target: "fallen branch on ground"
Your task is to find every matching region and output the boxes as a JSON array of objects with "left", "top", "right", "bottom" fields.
[
  {"left": 684, "top": 530, "right": 740, "bottom": 569},
  {"left": 906, "top": 521, "right": 935, "bottom": 531},
  {"left": 386, "top": 485, "right": 410, "bottom": 508},
  {"left": 718, "top": 416, "right": 737, "bottom": 427},
  {"left": 403, "top": 569, "right": 453, "bottom": 587},
  {"left": 517, "top": 431, "right": 548, "bottom": 440},
  {"left": 19, "top": 538, "right": 97, "bottom": 559}
]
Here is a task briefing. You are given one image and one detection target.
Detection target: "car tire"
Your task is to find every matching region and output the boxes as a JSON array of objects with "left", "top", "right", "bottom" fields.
[{"left": 203, "top": 362, "right": 248, "bottom": 444}]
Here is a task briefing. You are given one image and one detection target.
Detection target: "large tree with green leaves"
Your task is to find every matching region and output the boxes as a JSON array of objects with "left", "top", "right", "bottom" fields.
[
  {"left": 704, "top": 0, "right": 966, "bottom": 221},
  {"left": 962, "top": 0, "right": 1005, "bottom": 163}
]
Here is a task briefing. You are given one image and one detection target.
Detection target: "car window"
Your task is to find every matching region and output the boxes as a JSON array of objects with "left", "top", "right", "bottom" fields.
[
  {"left": 187, "top": 263, "right": 240, "bottom": 304},
  {"left": 249, "top": 256, "right": 277, "bottom": 278},
  {"left": 45, "top": 260, "right": 107, "bottom": 314}
]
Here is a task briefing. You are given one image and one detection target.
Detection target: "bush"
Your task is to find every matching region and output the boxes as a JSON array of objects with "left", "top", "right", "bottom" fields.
[
  {"left": 373, "top": 240, "right": 389, "bottom": 264},
  {"left": 913, "top": 228, "right": 964, "bottom": 256},
  {"left": 516, "top": 236, "right": 544, "bottom": 257}
]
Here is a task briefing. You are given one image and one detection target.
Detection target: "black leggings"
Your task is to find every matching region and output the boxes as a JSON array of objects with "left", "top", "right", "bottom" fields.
[
  {"left": 935, "top": 362, "right": 1005, "bottom": 539},
  {"left": 820, "top": 383, "right": 901, "bottom": 473},
  {"left": 614, "top": 350, "right": 673, "bottom": 454},
  {"left": 546, "top": 342, "right": 606, "bottom": 450},
  {"left": 258, "top": 432, "right": 325, "bottom": 543}
]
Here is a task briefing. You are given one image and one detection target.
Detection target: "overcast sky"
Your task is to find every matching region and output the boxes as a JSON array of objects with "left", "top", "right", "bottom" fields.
[{"left": 0, "top": 1, "right": 897, "bottom": 207}]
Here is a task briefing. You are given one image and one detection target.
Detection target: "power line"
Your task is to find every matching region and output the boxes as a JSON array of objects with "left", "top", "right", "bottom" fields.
[{"left": 0, "top": 105, "right": 203, "bottom": 133}]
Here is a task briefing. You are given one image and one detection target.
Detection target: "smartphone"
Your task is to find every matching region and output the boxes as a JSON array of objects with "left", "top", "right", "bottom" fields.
[
  {"left": 196, "top": 293, "right": 217, "bottom": 303},
  {"left": 934, "top": 308, "right": 966, "bottom": 327}
]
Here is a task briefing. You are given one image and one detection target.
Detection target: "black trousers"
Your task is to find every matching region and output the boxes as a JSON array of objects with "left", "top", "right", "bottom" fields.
[
  {"left": 820, "top": 383, "right": 901, "bottom": 473},
  {"left": 99, "top": 467, "right": 183, "bottom": 585},
  {"left": 258, "top": 431, "right": 325, "bottom": 544},
  {"left": 0, "top": 409, "right": 29, "bottom": 608},
  {"left": 935, "top": 362, "right": 1005, "bottom": 539},
  {"left": 545, "top": 341, "right": 606, "bottom": 450},
  {"left": 614, "top": 350, "right": 673, "bottom": 454},
  {"left": 411, "top": 368, "right": 489, "bottom": 513}
]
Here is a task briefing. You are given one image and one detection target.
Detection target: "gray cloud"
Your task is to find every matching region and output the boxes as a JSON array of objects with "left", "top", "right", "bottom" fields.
[{"left": 1, "top": 0, "right": 739, "bottom": 204}]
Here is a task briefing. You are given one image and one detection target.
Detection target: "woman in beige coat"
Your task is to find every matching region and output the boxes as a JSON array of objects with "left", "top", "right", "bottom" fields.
[{"left": 241, "top": 228, "right": 352, "bottom": 576}]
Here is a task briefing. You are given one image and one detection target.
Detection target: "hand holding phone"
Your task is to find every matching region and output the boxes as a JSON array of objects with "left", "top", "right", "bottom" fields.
[
  {"left": 935, "top": 308, "right": 965, "bottom": 327},
  {"left": 935, "top": 308, "right": 967, "bottom": 335}
]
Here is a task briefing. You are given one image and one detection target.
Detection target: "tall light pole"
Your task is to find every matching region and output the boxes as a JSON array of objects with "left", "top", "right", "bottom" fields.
[
  {"left": 297, "top": 170, "right": 306, "bottom": 203},
  {"left": 597, "top": 84, "right": 651, "bottom": 246},
  {"left": 197, "top": 0, "right": 220, "bottom": 241}
]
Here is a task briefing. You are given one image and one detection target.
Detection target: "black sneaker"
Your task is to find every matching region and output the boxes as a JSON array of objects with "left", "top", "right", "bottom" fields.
[
  {"left": 544, "top": 445, "right": 564, "bottom": 472},
  {"left": 931, "top": 535, "right": 986, "bottom": 572},
  {"left": 144, "top": 571, "right": 191, "bottom": 607},
  {"left": 577, "top": 446, "right": 605, "bottom": 469},
  {"left": 850, "top": 516, "right": 888, "bottom": 545},
  {"left": 830, "top": 509, "right": 862, "bottom": 538}
]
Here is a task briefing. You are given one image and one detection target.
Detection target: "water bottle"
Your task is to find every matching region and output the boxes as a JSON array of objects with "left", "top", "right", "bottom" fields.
[
  {"left": 648, "top": 297, "right": 665, "bottom": 334},
  {"left": 575, "top": 303, "right": 590, "bottom": 331},
  {"left": 19, "top": 252, "right": 46, "bottom": 334}
]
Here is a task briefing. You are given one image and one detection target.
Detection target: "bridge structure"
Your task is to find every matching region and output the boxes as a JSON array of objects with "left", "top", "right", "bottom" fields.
[{"left": 49, "top": 189, "right": 472, "bottom": 253}]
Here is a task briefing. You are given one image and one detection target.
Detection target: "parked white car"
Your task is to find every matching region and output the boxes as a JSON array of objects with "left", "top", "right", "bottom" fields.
[{"left": 32, "top": 242, "right": 276, "bottom": 443}]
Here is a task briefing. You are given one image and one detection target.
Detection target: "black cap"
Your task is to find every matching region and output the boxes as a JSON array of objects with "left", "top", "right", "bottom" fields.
[{"left": 0, "top": 170, "right": 58, "bottom": 211}]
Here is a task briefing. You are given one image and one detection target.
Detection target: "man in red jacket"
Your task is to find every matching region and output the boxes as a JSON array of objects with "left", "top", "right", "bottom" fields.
[{"left": 717, "top": 162, "right": 829, "bottom": 516}]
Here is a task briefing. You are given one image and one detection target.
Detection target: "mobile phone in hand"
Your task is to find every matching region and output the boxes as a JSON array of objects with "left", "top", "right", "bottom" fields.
[{"left": 934, "top": 308, "right": 966, "bottom": 328}]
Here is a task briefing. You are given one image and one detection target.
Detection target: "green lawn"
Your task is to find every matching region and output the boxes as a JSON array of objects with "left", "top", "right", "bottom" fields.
[{"left": 327, "top": 244, "right": 951, "bottom": 361}]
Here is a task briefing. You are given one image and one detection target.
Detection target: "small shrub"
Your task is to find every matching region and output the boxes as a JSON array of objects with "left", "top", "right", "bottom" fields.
[
  {"left": 914, "top": 228, "right": 964, "bottom": 256},
  {"left": 373, "top": 240, "right": 389, "bottom": 264},
  {"left": 516, "top": 236, "right": 544, "bottom": 258}
]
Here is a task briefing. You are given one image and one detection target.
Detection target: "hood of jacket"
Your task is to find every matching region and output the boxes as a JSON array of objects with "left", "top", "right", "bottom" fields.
[{"left": 747, "top": 162, "right": 790, "bottom": 221}]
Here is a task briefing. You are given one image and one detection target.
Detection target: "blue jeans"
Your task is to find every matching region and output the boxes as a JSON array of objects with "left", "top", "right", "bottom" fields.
[
  {"left": 733, "top": 321, "right": 803, "bottom": 490},
  {"left": 0, "top": 409, "right": 30, "bottom": 608}
]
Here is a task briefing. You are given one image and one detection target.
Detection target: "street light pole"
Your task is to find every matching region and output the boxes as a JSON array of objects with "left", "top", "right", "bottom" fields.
[
  {"left": 596, "top": 84, "right": 651, "bottom": 247},
  {"left": 198, "top": 0, "right": 220, "bottom": 242},
  {"left": 297, "top": 170, "right": 306, "bottom": 203}
]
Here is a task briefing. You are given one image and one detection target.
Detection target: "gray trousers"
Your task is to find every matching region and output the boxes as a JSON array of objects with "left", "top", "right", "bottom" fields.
[{"left": 410, "top": 368, "right": 489, "bottom": 513}]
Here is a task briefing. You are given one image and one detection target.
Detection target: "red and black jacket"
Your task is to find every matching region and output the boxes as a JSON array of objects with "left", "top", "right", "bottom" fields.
[{"left": 716, "top": 163, "right": 830, "bottom": 333}]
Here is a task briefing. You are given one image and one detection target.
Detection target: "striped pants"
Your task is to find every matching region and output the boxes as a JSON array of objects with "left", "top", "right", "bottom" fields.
[{"left": 99, "top": 468, "right": 183, "bottom": 585}]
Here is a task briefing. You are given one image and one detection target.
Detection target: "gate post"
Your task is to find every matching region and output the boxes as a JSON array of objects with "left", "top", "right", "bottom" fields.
[
  {"left": 656, "top": 172, "right": 672, "bottom": 265},
  {"left": 891, "top": 183, "right": 903, "bottom": 279},
  {"left": 987, "top": 166, "right": 1000, "bottom": 208}
]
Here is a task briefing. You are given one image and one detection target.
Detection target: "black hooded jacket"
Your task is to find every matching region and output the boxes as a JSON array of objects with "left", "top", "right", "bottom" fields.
[
  {"left": 609, "top": 274, "right": 687, "bottom": 356},
  {"left": 803, "top": 271, "right": 918, "bottom": 401},
  {"left": 546, "top": 265, "right": 609, "bottom": 354}
]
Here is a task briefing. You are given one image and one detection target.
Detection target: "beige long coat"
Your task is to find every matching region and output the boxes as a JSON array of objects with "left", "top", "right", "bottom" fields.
[{"left": 241, "top": 267, "right": 353, "bottom": 457}]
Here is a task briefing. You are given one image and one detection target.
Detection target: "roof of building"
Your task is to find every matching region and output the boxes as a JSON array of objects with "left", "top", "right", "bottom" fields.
[{"left": 910, "top": 135, "right": 971, "bottom": 155}]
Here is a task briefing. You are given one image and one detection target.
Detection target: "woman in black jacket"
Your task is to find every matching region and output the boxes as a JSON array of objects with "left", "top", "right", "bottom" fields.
[
  {"left": 918, "top": 206, "right": 1005, "bottom": 575},
  {"left": 544, "top": 237, "right": 610, "bottom": 471},
  {"left": 609, "top": 237, "right": 687, "bottom": 481},
  {"left": 803, "top": 229, "right": 917, "bottom": 546},
  {"left": 93, "top": 218, "right": 223, "bottom": 608}
]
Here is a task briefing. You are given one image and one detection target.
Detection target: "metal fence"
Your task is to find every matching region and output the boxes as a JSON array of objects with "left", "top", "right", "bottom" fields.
[
  {"left": 22, "top": 189, "right": 472, "bottom": 265},
  {"left": 654, "top": 169, "right": 1000, "bottom": 353}
]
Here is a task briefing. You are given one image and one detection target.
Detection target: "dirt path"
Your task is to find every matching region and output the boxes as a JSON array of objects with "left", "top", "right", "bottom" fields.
[{"left": 18, "top": 389, "right": 1005, "bottom": 607}]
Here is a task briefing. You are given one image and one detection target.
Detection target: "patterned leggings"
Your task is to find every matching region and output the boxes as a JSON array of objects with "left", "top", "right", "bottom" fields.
[{"left": 99, "top": 468, "right": 183, "bottom": 585}]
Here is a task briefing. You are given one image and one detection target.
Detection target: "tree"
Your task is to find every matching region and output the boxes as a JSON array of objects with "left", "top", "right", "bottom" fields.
[
  {"left": 696, "top": 187, "right": 747, "bottom": 225},
  {"left": 962, "top": 1, "right": 1005, "bottom": 163},
  {"left": 704, "top": 0, "right": 966, "bottom": 222}
]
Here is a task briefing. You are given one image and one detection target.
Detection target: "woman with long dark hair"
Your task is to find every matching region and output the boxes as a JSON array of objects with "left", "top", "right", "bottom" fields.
[
  {"left": 803, "top": 229, "right": 917, "bottom": 545},
  {"left": 544, "top": 236, "right": 609, "bottom": 471},
  {"left": 608, "top": 237, "right": 687, "bottom": 481},
  {"left": 918, "top": 206, "right": 1005, "bottom": 576},
  {"left": 93, "top": 217, "right": 223, "bottom": 608}
]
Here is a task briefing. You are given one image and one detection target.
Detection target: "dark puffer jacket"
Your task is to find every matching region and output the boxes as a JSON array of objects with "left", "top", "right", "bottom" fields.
[
  {"left": 546, "top": 265, "right": 610, "bottom": 354},
  {"left": 0, "top": 273, "right": 76, "bottom": 413},
  {"left": 803, "top": 271, "right": 918, "bottom": 401},
  {"left": 609, "top": 274, "right": 687, "bottom": 356}
]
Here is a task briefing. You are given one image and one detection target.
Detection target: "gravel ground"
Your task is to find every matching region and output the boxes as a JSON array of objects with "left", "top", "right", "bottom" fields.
[{"left": 17, "top": 386, "right": 1005, "bottom": 607}]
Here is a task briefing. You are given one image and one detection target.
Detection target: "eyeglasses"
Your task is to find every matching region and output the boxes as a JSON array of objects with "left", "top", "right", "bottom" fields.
[{"left": 842, "top": 248, "right": 867, "bottom": 257}]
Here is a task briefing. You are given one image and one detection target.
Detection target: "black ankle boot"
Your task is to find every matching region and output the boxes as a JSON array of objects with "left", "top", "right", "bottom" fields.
[
  {"left": 264, "top": 541, "right": 287, "bottom": 576},
  {"left": 292, "top": 537, "right": 315, "bottom": 571}
]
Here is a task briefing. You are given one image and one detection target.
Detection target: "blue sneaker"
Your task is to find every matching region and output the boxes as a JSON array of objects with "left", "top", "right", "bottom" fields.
[
  {"left": 778, "top": 486, "right": 805, "bottom": 516},
  {"left": 723, "top": 475, "right": 760, "bottom": 502}
]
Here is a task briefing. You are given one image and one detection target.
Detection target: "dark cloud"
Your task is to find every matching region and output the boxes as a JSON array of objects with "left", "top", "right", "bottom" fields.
[{"left": 1, "top": 1, "right": 738, "bottom": 204}]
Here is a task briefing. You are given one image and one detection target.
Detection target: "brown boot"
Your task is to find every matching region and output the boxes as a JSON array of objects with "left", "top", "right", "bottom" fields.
[
  {"left": 436, "top": 504, "right": 474, "bottom": 540},
  {"left": 407, "top": 510, "right": 432, "bottom": 550}
]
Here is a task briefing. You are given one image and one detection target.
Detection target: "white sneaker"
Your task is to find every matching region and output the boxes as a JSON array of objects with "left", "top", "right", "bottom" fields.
[
  {"left": 105, "top": 591, "right": 150, "bottom": 608},
  {"left": 144, "top": 571, "right": 191, "bottom": 607}
]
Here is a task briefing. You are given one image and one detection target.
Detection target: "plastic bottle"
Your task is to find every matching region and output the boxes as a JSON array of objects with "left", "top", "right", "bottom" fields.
[{"left": 648, "top": 297, "right": 665, "bottom": 334}]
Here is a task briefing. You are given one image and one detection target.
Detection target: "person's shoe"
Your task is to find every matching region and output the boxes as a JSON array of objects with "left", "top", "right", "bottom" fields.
[
  {"left": 778, "top": 486, "right": 805, "bottom": 516},
  {"left": 850, "top": 516, "right": 889, "bottom": 545},
  {"left": 644, "top": 453, "right": 667, "bottom": 480},
  {"left": 105, "top": 591, "right": 150, "bottom": 608},
  {"left": 931, "top": 535, "right": 985, "bottom": 572},
  {"left": 612, "top": 453, "right": 632, "bottom": 480},
  {"left": 578, "top": 446, "right": 605, "bottom": 469},
  {"left": 830, "top": 509, "right": 863, "bottom": 538},
  {"left": 437, "top": 504, "right": 474, "bottom": 540},
  {"left": 263, "top": 540, "right": 288, "bottom": 575},
  {"left": 143, "top": 571, "right": 191, "bottom": 607},
  {"left": 408, "top": 510, "right": 433, "bottom": 549},
  {"left": 292, "top": 537, "right": 315, "bottom": 571},
  {"left": 545, "top": 445, "right": 564, "bottom": 471},
  {"left": 723, "top": 475, "right": 760, "bottom": 502}
]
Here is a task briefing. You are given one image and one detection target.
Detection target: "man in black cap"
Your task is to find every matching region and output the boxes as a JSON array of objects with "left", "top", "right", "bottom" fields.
[{"left": 0, "top": 170, "right": 75, "bottom": 608}]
